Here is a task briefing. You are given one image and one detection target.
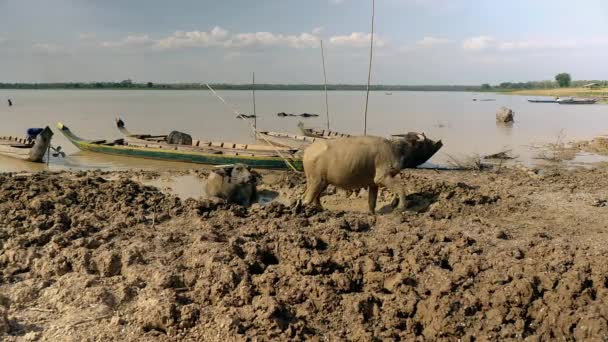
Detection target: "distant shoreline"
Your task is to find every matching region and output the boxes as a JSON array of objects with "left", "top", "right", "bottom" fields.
[{"left": 0, "top": 83, "right": 480, "bottom": 92}]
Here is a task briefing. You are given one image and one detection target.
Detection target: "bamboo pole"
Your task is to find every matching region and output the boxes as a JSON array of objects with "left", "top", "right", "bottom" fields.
[
  {"left": 205, "top": 83, "right": 299, "bottom": 172},
  {"left": 363, "top": 0, "right": 375, "bottom": 136},
  {"left": 252, "top": 72, "right": 257, "bottom": 129},
  {"left": 321, "top": 40, "right": 330, "bottom": 130}
]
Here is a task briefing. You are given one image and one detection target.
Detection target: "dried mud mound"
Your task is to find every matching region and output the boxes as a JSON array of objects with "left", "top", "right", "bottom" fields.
[{"left": 1, "top": 170, "right": 608, "bottom": 341}]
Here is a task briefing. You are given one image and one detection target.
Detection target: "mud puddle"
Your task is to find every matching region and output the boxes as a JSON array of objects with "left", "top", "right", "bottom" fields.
[{"left": 136, "top": 173, "right": 281, "bottom": 205}]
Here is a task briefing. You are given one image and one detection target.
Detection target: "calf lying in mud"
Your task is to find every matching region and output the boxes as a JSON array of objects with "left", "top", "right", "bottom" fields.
[{"left": 204, "top": 164, "right": 259, "bottom": 206}]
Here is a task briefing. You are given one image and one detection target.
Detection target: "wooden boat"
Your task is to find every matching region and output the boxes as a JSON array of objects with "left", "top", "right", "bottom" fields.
[
  {"left": 116, "top": 118, "right": 297, "bottom": 155},
  {"left": 528, "top": 99, "right": 558, "bottom": 103},
  {"left": 0, "top": 127, "right": 53, "bottom": 162},
  {"left": 59, "top": 123, "right": 303, "bottom": 170},
  {"left": 256, "top": 131, "right": 319, "bottom": 150},
  {"left": 297, "top": 122, "right": 351, "bottom": 139},
  {"left": 557, "top": 98, "right": 598, "bottom": 105}
]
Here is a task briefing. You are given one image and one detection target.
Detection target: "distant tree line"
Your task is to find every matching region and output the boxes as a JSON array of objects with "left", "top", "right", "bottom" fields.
[
  {"left": 480, "top": 73, "right": 608, "bottom": 91},
  {"left": 0, "top": 81, "right": 479, "bottom": 92}
]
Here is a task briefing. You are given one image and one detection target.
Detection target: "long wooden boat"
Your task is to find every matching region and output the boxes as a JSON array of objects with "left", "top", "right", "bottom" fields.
[
  {"left": 116, "top": 118, "right": 297, "bottom": 155},
  {"left": 528, "top": 99, "right": 558, "bottom": 103},
  {"left": 59, "top": 123, "right": 303, "bottom": 170},
  {"left": 297, "top": 122, "right": 351, "bottom": 139},
  {"left": 557, "top": 98, "right": 597, "bottom": 105},
  {"left": 0, "top": 127, "right": 53, "bottom": 162},
  {"left": 256, "top": 131, "right": 320, "bottom": 149}
]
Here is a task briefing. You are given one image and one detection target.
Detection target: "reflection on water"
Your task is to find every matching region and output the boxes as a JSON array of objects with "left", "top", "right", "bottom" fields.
[{"left": 1, "top": 89, "right": 608, "bottom": 172}]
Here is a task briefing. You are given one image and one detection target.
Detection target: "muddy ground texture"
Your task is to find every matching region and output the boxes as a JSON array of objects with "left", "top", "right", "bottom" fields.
[{"left": 1, "top": 166, "right": 608, "bottom": 341}]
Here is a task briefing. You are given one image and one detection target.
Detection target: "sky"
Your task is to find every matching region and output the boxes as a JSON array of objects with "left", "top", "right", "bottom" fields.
[{"left": 1, "top": 0, "right": 608, "bottom": 84}]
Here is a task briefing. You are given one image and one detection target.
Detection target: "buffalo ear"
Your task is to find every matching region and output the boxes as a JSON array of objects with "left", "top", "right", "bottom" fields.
[{"left": 213, "top": 168, "right": 227, "bottom": 177}]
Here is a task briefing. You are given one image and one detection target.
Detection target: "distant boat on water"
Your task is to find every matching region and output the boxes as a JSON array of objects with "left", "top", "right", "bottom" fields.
[
  {"left": 528, "top": 99, "right": 559, "bottom": 103},
  {"left": 385, "top": 92, "right": 392, "bottom": 95},
  {"left": 557, "top": 98, "right": 598, "bottom": 105}
]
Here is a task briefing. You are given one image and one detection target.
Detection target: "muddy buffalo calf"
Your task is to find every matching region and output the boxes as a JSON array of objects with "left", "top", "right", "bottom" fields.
[{"left": 204, "top": 164, "right": 259, "bottom": 206}]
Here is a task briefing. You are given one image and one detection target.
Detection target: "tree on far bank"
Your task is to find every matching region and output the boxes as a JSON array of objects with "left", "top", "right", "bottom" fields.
[
  {"left": 481, "top": 83, "right": 491, "bottom": 90},
  {"left": 555, "top": 73, "right": 571, "bottom": 87}
]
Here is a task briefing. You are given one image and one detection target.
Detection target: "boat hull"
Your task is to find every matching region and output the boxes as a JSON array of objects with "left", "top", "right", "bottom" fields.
[
  {"left": 59, "top": 123, "right": 302, "bottom": 170},
  {"left": 0, "top": 127, "right": 53, "bottom": 163},
  {"left": 528, "top": 100, "right": 558, "bottom": 103}
]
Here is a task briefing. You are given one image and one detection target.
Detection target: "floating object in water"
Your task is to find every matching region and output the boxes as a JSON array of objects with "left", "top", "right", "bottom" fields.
[
  {"left": 484, "top": 150, "right": 516, "bottom": 160},
  {"left": 236, "top": 114, "right": 256, "bottom": 119},
  {"left": 0, "top": 126, "right": 53, "bottom": 162},
  {"left": 299, "top": 113, "right": 319, "bottom": 118},
  {"left": 496, "top": 106, "right": 515, "bottom": 123},
  {"left": 7, "top": 99, "right": 12, "bottom": 106},
  {"left": 277, "top": 112, "right": 296, "bottom": 117}
]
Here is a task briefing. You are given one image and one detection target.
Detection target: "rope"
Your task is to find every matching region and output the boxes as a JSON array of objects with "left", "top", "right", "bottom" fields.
[
  {"left": 363, "top": 0, "right": 375, "bottom": 136},
  {"left": 204, "top": 83, "right": 300, "bottom": 172},
  {"left": 321, "top": 40, "right": 330, "bottom": 130}
]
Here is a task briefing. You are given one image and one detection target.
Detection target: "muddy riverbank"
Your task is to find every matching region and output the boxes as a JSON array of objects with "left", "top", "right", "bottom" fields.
[{"left": 1, "top": 166, "right": 608, "bottom": 340}]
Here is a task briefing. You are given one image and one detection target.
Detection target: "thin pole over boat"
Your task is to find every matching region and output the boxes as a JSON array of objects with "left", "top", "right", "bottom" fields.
[
  {"left": 363, "top": 0, "right": 375, "bottom": 136},
  {"left": 320, "top": 40, "right": 330, "bottom": 130},
  {"left": 252, "top": 72, "right": 257, "bottom": 129},
  {"left": 205, "top": 83, "right": 300, "bottom": 172}
]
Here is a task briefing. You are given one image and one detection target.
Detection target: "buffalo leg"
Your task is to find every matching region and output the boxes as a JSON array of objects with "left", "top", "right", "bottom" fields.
[
  {"left": 303, "top": 178, "right": 327, "bottom": 209},
  {"left": 368, "top": 185, "right": 378, "bottom": 214},
  {"left": 375, "top": 173, "right": 407, "bottom": 211}
]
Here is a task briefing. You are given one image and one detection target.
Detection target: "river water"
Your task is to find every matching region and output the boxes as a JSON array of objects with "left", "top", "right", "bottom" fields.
[{"left": 1, "top": 89, "right": 607, "bottom": 172}]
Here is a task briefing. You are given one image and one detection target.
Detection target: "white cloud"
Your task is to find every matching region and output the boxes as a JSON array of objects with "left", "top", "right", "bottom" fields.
[
  {"left": 462, "top": 36, "right": 495, "bottom": 51},
  {"left": 97, "top": 27, "right": 388, "bottom": 52},
  {"left": 497, "top": 38, "right": 608, "bottom": 51},
  {"left": 329, "top": 32, "right": 385, "bottom": 48},
  {"left": 417, "top": 36, "right": 451, "bottom": 47},
  {"left": 32, "top": 43, "right": 64, "bottom": 54},
  {"left": 78, "top": 33, "right": 96, "bottom": 40},
  {"left": 101, "top": 34, "right": 153, "bottom": 48},
  {"left": 462, "top": 36, "right": 608, "bottom": 53},
  {"left": 154, "top": 26, "right": 229, "bottom": 50},
  {"left": 226, "top": 31, "right": 319, "bottom": 49}
]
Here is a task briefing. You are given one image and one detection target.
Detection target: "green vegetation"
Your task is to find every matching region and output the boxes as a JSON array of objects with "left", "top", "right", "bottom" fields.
[
  {"left": 1, "top": 77, "right": 606, "bottom": 94},
  {"left": 555, "top": 73, "right": 572, "bottom": 87}
]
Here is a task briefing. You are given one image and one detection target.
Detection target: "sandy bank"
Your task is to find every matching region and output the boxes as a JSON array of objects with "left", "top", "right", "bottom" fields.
[{"left": 1, "top": 166, "right": 608, "bottom": 340}]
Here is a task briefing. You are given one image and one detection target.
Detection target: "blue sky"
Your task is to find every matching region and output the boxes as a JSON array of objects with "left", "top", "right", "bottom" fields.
[{"left": 1, "top": 0, "right": 608, "bottom": 84}]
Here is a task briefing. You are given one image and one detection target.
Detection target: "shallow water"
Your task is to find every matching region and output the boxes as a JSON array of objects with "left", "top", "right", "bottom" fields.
[{"left": 1, "top": 89, "right": 607, "bottom": 172}]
